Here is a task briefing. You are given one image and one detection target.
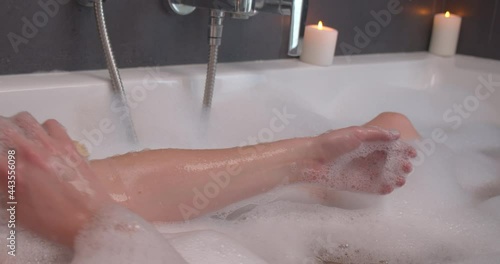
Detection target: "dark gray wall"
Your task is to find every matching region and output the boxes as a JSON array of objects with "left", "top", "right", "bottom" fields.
[
  {"left": 306, "top": 0, "right": 439, "bottom": 56},
  {"left": 0, "top": 0, "right": 495, "bottom": 76},
  {"left": 444, "top": 0, "right": 500, "bottom": 60}
]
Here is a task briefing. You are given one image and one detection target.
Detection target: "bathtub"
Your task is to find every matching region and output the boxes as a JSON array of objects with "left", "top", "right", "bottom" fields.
[
  {"left": 1, "top": 52, "right": 500, "bottom": 263},
  {"left": 1, "top": 52, "right": 500, "bottom": 156}
]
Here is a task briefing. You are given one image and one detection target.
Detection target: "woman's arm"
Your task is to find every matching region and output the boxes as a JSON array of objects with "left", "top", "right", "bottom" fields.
[
  {"left": 0, "top": 112, "right": 415, "bottom": 249},
  {"left": 91, "top": 137, "right": 313, "bottom": 221},
  {"left": 91, "top": 126, "right": 415, "bottom": 222}
]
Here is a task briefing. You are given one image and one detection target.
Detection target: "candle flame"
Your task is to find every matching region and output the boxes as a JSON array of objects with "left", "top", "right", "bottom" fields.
[
  {"left": 445, "top": 11, "right": 451, "bottom": 18},
  {"left": 318, "top": 21, "right": 323, "bottom": 30}
]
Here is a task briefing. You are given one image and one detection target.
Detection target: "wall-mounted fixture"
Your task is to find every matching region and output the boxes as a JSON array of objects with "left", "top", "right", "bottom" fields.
[{"left": 166, "top": 0, "right": 309, "bottom": 108}]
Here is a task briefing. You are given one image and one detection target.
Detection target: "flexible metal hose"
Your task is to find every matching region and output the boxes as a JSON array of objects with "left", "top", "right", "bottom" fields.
[
  {"left": 202, "top": 10, "right": 225, "bottom": 108},
  {"left": 94, "top": 0, "right": 138, "bottom": 143},
  {"left": 202, "top": 45, "right": 219, "bottom": 108}
]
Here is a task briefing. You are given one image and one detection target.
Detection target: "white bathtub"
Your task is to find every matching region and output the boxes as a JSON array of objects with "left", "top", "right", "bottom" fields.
[
  {"left": 1, "top": 52, "right": 500, "bottom": 263},
  {"left": 1, "top": 52, "right": 499, "bottom": 158}
]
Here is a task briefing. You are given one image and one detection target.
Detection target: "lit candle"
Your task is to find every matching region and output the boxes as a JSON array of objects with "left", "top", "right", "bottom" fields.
[
  {"left": 429, "top": 11, "right": 462, "bottom": 56},
  {"left": 300, "top": 21, "right": 338, "bottom": 66}
]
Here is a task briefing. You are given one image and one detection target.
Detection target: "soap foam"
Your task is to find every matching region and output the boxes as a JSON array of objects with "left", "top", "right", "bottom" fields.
[
  {"left": 157, "top": 143, "right": 499, "bottom": 264},
  {"left": 168, "top": 230, "right": 268, "bottom": 264},
  {"left": 72, "top": 205, "right": 186, "bottom": 264},
  {"left": 0, "top": 92, "right": 499, "bottom": 264},
  {"left": 302, "top": 141, "right": 410, "bottom": 194}
]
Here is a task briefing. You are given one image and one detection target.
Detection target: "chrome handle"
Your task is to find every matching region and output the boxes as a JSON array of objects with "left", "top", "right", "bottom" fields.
[
  {"left": 258, "top": 0, "right": 308, "bottom": 56},
  {"left": 287, "top": 0, "right": 305, "bottom": 56},
  {"left": 167, "top": 0, "right": 308, "bottom": 56}
]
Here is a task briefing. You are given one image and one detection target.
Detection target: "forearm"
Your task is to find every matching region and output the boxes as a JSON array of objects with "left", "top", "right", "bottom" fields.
[{"left": 91, "top": 137, "right": 316, "bottom": 222}]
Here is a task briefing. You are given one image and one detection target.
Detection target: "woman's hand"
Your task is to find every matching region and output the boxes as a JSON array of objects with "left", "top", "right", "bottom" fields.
[
  {"left": 301, "top": 126, "right": 417, "bottom": 194},
  {"left": 0, "top": 112, "right": 113, "bottom": 246}
]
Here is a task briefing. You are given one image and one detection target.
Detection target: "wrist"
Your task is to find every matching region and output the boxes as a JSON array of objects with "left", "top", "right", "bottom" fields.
[{"left": 287, "top": 136, "right": 322, "bottom": 183}]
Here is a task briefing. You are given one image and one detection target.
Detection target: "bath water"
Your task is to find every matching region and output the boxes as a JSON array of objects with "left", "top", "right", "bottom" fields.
[{"left": 1, "top": 92, "right": 499, "bottom": 264}]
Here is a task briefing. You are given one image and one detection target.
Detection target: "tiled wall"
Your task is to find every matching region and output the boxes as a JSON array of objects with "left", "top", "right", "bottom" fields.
[{"left": 0, "top": 0, "right": 496, "bottom": 75}]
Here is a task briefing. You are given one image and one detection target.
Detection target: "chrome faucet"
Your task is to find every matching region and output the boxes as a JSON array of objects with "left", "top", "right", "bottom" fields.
[
  {"left": 167, "top": 0, "right": 308, "bottom": 108},
  {"left": 168, "top": 0, "right": 308, "bottom": 56}
]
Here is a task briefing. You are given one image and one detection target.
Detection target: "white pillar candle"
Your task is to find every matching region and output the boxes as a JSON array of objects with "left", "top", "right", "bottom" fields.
[
  {"left": 300, "top": 21, "right": 338, "bottom": 66},
  {"left": 429, "top": 11, "right": 462, "bottom": 56}
]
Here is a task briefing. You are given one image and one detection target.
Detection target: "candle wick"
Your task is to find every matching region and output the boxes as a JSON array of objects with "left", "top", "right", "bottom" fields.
[{"left": 318, "top": 21, "right": 323, "bottom": 30}]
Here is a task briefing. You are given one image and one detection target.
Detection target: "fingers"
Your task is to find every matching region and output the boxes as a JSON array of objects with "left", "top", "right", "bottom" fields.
[
  {"left": 394, "top": 143, "right": 416, "bottom": 176},
  {"left": 42, "top": 119, "right": 88, "bottom": 169},
  {"left": 0, "top": 116, "right": 21, "bottom": 148},
  {"left": 380, "top": 184, "right": 394, "bottom": 195},
  {"left": 359, "top": 126, "right": 418, "bottom": 161},
  {"left": 379, "top": 144, "right": 415, "bottom": 194},
  {"left": 394, "top": 140, "right": 417, "bottom": 159},
  {"left": 355, "top": 126, "right": 417, "bottom": 160},
  {"left": 11, "top": 112, "right": 54, "bottom": 150},
  {"left": 0, "top": 116, "right": 33, "bottom": 152},
  {"left": 42, "top": 119, "right": 85, "bottom": 159},
  {"left": 42, "top": 119, "right": 73, "bottom": 143},
  {"left": 402, "top": 160, "right": 413, "bottom": 173},
  {"left": 395, "top": 176, "right": 406, "bottom": 187},
  {"left": 406, "top": 146, "right": 417, "bottom": 159},
  {"left": 390, "top": 150, "right": 414, "bottom": 185}
]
